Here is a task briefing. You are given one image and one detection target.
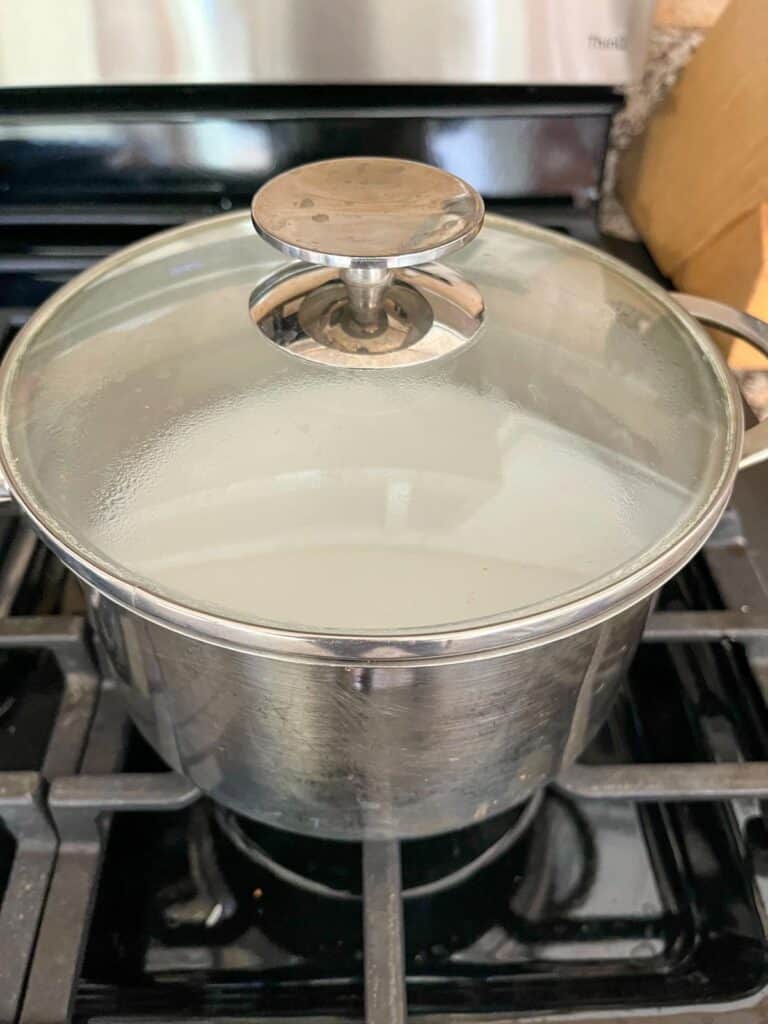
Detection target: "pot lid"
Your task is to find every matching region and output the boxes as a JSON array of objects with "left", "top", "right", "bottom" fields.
[{"left": 0, "top": 158, "right": 738, "bottom": 649}]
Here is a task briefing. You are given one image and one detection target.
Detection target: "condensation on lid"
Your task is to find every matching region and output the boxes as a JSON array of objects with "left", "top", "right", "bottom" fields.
[{"left": 0, "top": 212, "right": 736, "bottom": 635}]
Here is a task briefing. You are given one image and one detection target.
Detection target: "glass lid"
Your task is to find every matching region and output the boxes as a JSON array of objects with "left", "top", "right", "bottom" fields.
[{"left": 0, "top": 158, "right": 737, "bottom": 639}]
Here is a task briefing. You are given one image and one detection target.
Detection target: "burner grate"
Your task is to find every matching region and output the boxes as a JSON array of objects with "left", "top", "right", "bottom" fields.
[
  {"left": 0, "top": 772, "right": 54, "bottom": 1024},
  {"left": 0, "top": 522, "right": 97, "bottom": 1024}
]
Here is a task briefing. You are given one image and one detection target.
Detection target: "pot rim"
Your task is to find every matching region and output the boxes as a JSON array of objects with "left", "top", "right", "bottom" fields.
[{"left": 0, "top": 212, "right": 743, "bottom": 661}]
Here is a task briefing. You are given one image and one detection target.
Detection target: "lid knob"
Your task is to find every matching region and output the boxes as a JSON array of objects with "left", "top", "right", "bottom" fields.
[
  {"left": 251, "top": 157, "right": 484, "bottom": 330},
  {"left": 249, "top": 158, "right": 485, "bottom": 367}
]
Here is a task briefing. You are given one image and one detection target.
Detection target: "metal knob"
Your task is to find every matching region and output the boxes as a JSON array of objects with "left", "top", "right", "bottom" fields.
[
  {"left": 251, "top": 157, "right": 484, "bottom": 328},
  {"left": 249, "top": 158, "right": 486, "bottom": 368}
]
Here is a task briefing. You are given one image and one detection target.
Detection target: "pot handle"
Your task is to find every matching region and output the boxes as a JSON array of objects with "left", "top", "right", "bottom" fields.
[{"left": 672, "top": 293, "right": 768, "bottom": 471}]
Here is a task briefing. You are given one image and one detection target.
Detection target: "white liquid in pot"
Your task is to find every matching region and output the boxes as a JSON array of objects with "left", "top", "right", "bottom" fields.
[{"left": 88, "top": 379, "right": 690, "bottom": 632}]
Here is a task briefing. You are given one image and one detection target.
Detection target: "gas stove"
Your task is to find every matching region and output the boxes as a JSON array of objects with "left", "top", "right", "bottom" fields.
[{"left": 2, "top": 10, "right": 768, "bottom": 1018}]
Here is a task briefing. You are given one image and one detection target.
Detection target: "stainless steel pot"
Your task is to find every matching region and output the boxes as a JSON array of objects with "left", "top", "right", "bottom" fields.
[
  {"left": 0, "top": 157, "right": 767, "bottom": 840},
  {"left": 90, "top": 589, "right": 651, "bottom": 839}
]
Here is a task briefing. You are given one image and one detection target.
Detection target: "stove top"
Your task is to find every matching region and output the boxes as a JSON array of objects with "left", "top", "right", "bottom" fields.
[{"left": 1, "top": 88, "right": 768, "bottom": 1024}]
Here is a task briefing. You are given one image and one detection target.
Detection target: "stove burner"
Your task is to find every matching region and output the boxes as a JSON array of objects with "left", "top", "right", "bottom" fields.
[
  {"left": 214, "top": 792, "right": 543, "bottom": 902},
  {"left": 161, "top": 802, "right": 238, "bottom": 930},
  {"left": 146, "top": 790, "right": 554, "bottom": 965}
]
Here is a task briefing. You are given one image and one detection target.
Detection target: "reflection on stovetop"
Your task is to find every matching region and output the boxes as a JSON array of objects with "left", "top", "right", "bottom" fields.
[{"left": 70, "top": 556, "right": 768, "bottom": 1020}]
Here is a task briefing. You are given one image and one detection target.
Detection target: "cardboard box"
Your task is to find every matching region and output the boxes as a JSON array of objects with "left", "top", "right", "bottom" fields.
[
  {"left": 619, "top": 0, "right": 768, "bottom": 367},
  {"left": 654, "top": 0, "right": 729, "bottom": 29}
]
